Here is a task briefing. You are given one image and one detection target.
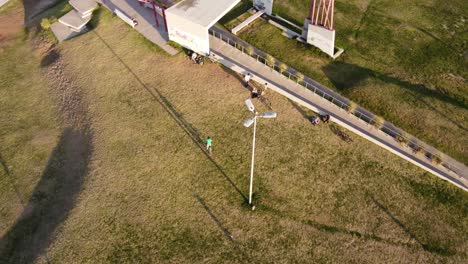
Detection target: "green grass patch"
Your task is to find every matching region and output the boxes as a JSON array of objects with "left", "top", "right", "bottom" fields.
[{"left": 221, "top": 0, "right": 468, "bottom": 164}]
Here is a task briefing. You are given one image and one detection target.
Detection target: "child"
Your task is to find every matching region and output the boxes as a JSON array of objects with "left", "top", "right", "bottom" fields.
[{"left": 206, "top": 137, "right": 213, "bottom": 153}]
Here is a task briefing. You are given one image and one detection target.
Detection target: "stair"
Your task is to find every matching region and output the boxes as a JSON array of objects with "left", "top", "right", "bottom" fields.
[{"left": 51, "top": 0, "right": 97, "bottom": 42}]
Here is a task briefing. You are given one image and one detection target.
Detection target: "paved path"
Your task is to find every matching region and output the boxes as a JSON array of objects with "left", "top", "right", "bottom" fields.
[
  {"left": 100, "top": 0, "right": 178, "bottom": 56},
  {"left": 0, "top": 0, "right": 10, "bottom": 8},
  {"left": 209, "top": 35, "right": 468, "bottom": 191}
]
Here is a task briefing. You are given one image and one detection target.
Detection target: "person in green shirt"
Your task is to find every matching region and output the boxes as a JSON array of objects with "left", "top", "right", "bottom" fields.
[{"left": 206, "top": 137, "right": 212, "bottom": 154}]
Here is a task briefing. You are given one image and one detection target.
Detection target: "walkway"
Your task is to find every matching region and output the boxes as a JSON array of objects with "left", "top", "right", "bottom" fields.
[
  {"left": 99, "top": 0, "right": 178, "bottom": 55},
  {"left": 209, "top": 34, "right": 468, "bottom": 191},
  {"left": 0, "top": 0, "right": 10, "bottom": 8}
]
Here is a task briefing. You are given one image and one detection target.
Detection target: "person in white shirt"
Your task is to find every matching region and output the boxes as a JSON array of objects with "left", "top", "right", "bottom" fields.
[{"left": 244, "top": 73, "right": 252, "bottom": 87}]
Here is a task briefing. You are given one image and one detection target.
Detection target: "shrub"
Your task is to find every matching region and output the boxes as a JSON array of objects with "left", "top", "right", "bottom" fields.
[
  {"left": 431, "top": 154, "right": 442, "bottom": 165},
  {"left": 412, "top": 145, "right": 422, "bottom": 155},
  {"left": 279, "top": 63, "right": 288, "bottom": 73},
  {"left": 372, "top": 116, "right": 385, "bottom": 129},
  {"left": 296, "top": 72, "right": 304, "bottom": 83},
  {"left": 245, "top": 46, "right": 254, "bottom": 56},
  {"left": 41, "top": 18, "right": 51, "bottom": 30},
  {"left": 347, "top": 101, "right": 358, "bottom": 114},
  {"left": 396, "top": 133, "right": 409, "bottom": 146},
  {"left": 266, "top": 54, "right": 275, "bottom": 68}
]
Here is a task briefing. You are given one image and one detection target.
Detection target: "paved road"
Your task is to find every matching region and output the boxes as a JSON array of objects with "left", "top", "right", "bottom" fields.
[{"left": 209, "top": 35, "right": 468, "bottom": 191}]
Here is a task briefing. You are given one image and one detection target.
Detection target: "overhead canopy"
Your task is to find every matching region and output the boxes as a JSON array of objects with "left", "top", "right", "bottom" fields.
[{"left": 166, "top": 0, "right": 241, "bottom": 55}]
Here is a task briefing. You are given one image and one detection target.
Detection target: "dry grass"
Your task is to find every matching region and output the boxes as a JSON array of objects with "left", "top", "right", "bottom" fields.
[
  {"left": 0, "top": 2, "right": 61, "bottom": 257},
  {"left": 1, "top": 6, "right": 467, "bottom": 264}
]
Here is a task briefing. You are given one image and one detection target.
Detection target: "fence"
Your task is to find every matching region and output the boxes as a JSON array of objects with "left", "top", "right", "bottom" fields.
[{"left": 209, "top": 28, "right": 460, "bottom": 176}]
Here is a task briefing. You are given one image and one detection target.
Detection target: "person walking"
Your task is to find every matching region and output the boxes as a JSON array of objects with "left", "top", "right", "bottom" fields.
[
  {"left": 244, "top": 72, "right": 252, "bottom": 87},
  {"left": 261, "top": 82, "right": 269, "bottom": 95},
  {"left": 251, "top": 86, "right": 259, "bottom": 98},
  {"left": 311, "top": 116, "right": 320, "bottom": 126},
  {"left": 206, "top": 136, "right": 213, "bottom": 154}
]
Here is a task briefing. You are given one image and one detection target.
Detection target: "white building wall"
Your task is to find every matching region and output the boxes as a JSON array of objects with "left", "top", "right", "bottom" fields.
[{"left": 166, "top": 13, "right": 210, "bottom": 55}]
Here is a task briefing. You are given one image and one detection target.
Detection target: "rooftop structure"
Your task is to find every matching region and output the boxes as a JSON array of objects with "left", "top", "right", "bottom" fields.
[{"left": 165, "top": 0, "right": 240, "bottom": 55}]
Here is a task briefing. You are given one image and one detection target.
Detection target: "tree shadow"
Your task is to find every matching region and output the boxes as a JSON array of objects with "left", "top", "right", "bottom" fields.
[
  {"left": 22, "top": 0, "right": 67, "bottom": 26},
  {"left": 90, "top": 30, "right": 248, "bottom": 203},
  {"left": 322, "top": 61, "right": 467, "bottom": 132},
  {"left": 40, "top": 47, "right": 60, "bottom": 67},
  {"left": 0, "top": 127, "right": 93, "bottom": 263}
]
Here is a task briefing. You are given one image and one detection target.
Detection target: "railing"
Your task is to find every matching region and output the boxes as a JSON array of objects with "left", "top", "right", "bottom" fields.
[{"left": 209, "top": 28, "right": 462, "bottom": 176}]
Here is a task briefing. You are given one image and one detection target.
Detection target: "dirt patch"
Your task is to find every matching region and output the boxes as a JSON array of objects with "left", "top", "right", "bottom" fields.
[
  {"left": 30, "top": 130, "right": 57, "bottom": 147},
  {"left": 0, "top": 7, "right": 24, "bottom": 50}
]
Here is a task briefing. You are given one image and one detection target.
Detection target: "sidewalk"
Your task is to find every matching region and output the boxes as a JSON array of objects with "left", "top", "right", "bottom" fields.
[
  {"left": 209, "top": 35, "right": 468, "bottom": 191},
  {"left": 100, "top": 0, "right": 178, "bottom": 55},
  {"left": 0, "top": 0, "right": 10, "bottom": 8}
]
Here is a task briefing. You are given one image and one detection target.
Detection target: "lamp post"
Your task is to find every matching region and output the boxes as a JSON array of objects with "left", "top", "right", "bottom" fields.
[{"left": 243, "top": 99, "right": 277, "bottom": 209}]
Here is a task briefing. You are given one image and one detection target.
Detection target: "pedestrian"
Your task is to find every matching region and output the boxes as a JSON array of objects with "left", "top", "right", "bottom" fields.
[
  {"left": 251, "top": 86, "right": 259, "bottom": 98},
  {"left": 321, "top": 114, "right": 330, "bottom": 123},
  {"left": 262, "top": 82, "right": 268, "bottom": 94},
  {"left": 311, "top": 116, "right": 320, "bottom": 126},
  {"left": 244, "top": 72, "right": 252, "bottom": 87},
  {"left": 206, "top": 136, "right": 213, "bottom": 153}
]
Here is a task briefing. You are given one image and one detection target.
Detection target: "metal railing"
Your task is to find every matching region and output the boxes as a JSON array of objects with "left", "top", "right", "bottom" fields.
[{"left": 209, "top": 28, "right": 461, "bottom": 176}]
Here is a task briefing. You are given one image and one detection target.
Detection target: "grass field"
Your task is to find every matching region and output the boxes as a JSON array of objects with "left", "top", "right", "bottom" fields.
[
  {"left": 222, "top": 0, "right": 468, "bottom": 164},
  {"left": 0, "top": 2, "right": 467, "bottom": 263}
]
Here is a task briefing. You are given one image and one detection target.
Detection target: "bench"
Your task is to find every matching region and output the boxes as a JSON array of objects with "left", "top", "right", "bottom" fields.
[{"left": 114, "top": 8, "right": 137, "bottom": 28}]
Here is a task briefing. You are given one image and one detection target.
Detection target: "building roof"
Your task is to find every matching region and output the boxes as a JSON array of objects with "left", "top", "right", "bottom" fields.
[
  {"left": 69, "top": 0, "right": 98, "bottom": 15},
  {"left": 166, "top": 0, "right": 240, "bottom": 28}
]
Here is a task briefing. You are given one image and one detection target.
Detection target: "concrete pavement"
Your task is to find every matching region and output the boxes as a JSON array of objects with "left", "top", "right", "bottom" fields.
[{"left": 0, "top": 0, "right": 10, "bottom": 8}]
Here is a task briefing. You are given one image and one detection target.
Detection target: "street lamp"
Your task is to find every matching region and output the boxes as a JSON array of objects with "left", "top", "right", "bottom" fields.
[{"left": 243, "top": 98, "right": 277, "bottom": 209}]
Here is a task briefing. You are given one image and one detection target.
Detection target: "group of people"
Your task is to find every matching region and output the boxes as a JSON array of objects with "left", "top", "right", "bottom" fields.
[
  {"left": 311, "top": 114, "right": 331, "bottom": 126},
  {"left": 244, "top": 72, "right": 268, "bottom": 99},
  {"left": 190, "top": 51, "right": 204, "bottom": 65},
  {"left": 204, "top": 72, "right": 332, "bottom": 154}
]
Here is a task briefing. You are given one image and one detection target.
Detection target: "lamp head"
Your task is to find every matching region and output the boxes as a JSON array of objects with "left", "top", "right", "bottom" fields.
[
  {"left": 245, "top": 99, "right": 255, "bottom": 113},
  {"left": 243, "top": 118, "right": 255, "bottom": 127},
  {"left": 260, "top": 112, "right": 277, "bottom": 119}
]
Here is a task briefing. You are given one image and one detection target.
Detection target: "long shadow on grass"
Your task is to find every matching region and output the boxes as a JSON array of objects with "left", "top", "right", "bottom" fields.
[
  {"left": 0, "top": 127, "right": 92, "bottom": 263},
  {"left": 258, "top": 204, "right": 424, "bottom": 252},
  {"left": 22, "top": 0, "right": 67, "bottom": 26},
  {"left": 288, "top": 100, "right": 313, "bottom": 121},
  {"left": 322, "top": 62, "right": 467, "bottom": 132},
  {"left": 91, "top": 31, "right": 249, "bottom": 203},
  {"left": 0, "top": 152, "right": 26, "bottom": 207},
  {"left": 370, "top": 196, "right": 455, "bottom": 256},
  {"left": 194, "top": 193, "right": 234, "bottom": 242}
]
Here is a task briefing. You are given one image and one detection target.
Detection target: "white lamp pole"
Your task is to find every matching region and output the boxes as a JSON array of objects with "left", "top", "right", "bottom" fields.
[
  {"left": 243, "top": 99, "right": 276, "bottom": 208},
  {"left": 249, "top": 115, "right": 257, "bottom": 205}
]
